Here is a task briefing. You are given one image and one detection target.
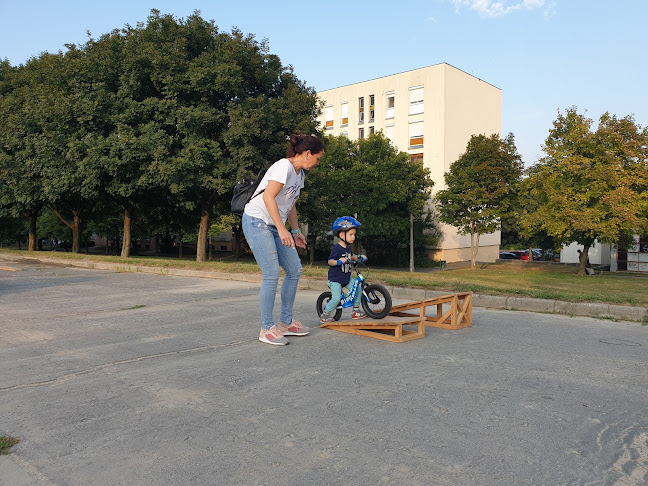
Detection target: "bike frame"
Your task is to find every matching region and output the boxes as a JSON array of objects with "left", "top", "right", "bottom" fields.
[{"left": 333, "top": 263, "right": 366, "bottom": 309}]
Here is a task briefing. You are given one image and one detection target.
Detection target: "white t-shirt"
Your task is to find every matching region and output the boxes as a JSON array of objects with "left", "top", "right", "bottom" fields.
[{"left": 244, "top": 158, "right": 304, "bottom": 225}]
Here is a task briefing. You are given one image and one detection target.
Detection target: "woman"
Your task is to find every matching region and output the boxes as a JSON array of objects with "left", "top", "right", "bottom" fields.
[{"left": 242, "top": 133, "right": 324, "bottom": 345}]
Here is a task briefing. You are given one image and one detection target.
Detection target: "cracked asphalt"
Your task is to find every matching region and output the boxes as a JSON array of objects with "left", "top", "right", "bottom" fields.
[{"left": 1, "top": 258, "right": 647, "bottom": 485}]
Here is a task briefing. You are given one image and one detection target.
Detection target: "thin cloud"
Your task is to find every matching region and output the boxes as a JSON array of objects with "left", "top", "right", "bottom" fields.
[
  {"left": 543, "top": 1, "right": 557, "bottom": 20},
  {"left": 452, "top": 0, "right": 546, "bottom": 18}
]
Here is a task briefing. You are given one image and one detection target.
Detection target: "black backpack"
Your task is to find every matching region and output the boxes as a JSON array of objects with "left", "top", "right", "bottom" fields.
[{"left": 231, "top": 168, "right": 267, "bottom": 217}]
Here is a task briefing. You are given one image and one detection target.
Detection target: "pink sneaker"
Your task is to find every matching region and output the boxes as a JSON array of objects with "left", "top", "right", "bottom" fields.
[
  {"left": 259, "top": 325, "right": 288, "bottom": 345},
  {"left": 277, "top": 319, "right": 310, "bottom": 336}
]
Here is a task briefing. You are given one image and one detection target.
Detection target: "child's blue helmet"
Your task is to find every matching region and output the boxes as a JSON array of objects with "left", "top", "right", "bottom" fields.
[{"left": 332, "top": 216, "right": 362, "bottom": 235}]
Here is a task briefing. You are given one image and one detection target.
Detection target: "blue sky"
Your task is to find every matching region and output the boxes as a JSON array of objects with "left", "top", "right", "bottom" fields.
[{"left": 1, "top": 0, "right": 646, "bottom": 166}]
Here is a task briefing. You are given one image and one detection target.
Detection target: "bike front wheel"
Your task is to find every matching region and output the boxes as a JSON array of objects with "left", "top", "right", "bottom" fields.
[
  {"left": 361, "top": 284, "right": 392, "bottom": 319},
  {"left": 316, "top": 291, "right": 343, "bottom": 321}
]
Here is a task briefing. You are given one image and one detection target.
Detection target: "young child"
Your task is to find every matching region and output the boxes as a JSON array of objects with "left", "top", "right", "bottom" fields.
[{"left": 319, "top": 216, "right": 368, "bottom": 323}]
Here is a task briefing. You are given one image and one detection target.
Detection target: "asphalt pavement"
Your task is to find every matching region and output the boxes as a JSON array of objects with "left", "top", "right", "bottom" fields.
[{"left": 1, "top": 258, "right": 647, "bottom": 485}]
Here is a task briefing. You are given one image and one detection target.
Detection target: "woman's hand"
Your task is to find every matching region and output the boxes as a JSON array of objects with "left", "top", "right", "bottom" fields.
[
  {"left": 279, "top": 227, "right": 294, "bottom": 248},
  {"left": 294, "top": 233, "right": 306, "bottom": 249}
]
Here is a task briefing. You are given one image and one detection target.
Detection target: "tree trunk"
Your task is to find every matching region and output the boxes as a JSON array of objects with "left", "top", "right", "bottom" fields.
[
  {"left": 470, "top": 226, "right": 476, "bottom": 269},
  {"left": 196, "top": 202, "right": 211, "bottom": 262},
  {"left": 72, "top": 212, "right": 81, "bottom": 253},
  {"left": 528, "top": 245, "right": 534, "bottom": 261},
  {"left": 578, "top": 245, "right": 590, "bottom": 276},
  {"left": 209, "top": 235, "right": 213, "bottom": 261},
  {"left": 51, "top": 208, "right": 82, "bottom": 253},
  {"left": 121, "top": 207, "right": 133, "bottom": 258},
  {"left": 409, "top": 213, "right": 414, "bottom": 273},
  {"left": 28, "top": 212, "right": 38, "bottom": 251}
]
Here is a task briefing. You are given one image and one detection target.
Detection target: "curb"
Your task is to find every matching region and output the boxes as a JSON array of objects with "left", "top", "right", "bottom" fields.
[
  {"left": 3, "top": 254, "right": 647, "bottom": 323},
  {"left": 385, "top": 286, "right": 646, "bottom": 323}
]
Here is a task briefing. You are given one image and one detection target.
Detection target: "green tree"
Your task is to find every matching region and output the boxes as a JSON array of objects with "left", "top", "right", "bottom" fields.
[
  {"left": 98, "top": 11, "right": 319, "bottom": 261},
  {"left": 435, "top": 133, "right": 523, "bottom": 268},
  {"left": 501, "top": 175, "right": 555, "bottom": 260},
  {"left": 0, "top": 56, "right": 64, "bottom": 251},
  {"left": 0, "top": 210, "right": 27, "bottom": 248},
  {"left": 299, "top": 133, "right": 437, "bottom": 263},
  {"left": 96, "top": 19, "right": 174, "bottom": 258},
  {"left": 524, "top": 107, "right": 648, "bottom": 275},
  {"left": 43, "top": 37, "right": 120, "bottom": 253}
]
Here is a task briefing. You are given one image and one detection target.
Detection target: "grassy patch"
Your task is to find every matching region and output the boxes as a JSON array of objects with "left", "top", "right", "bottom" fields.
[
  {"left": 2, "top": 249, "right": 647, "bottom": 308},
  {"left": 122, "top": 304, "right": 146, "bottom": 310},
  {"left": 369, "top": 264, "right": 648, "bottom": 307},
  {"left": 0, "top": 435, "right": 20, "bottom": 455}
]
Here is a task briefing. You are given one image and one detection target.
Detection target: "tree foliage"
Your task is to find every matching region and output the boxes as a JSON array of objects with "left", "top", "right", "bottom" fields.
[
  {"left": 0, "top": 10, "right": 319, "bottom": 260},
  {"left": 0, "top": 56, "right": 62, "bottom": 250},
  {"left": 523, "top": 107, "right": 648, "bottom": 274},
  {"left": 299, "top": 133, "right": 438, "bottom": 264},
  {"left": 435, "top": 133, "right": 523, "bottom": 268}
]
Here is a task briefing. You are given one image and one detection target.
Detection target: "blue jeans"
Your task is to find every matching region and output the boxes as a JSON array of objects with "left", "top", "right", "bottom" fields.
[
  {"left": 324, "top": 280, "right": 362, "bottom": 314},
  {"left": 242, "top": 213, "right": 303, "bottom": 330}
]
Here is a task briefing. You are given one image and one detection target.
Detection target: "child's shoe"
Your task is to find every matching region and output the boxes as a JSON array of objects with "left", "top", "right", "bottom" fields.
[
  {"left": 319, "top": 311, "right": 334, "bottom": 324},
  {"left": 351, "top": 309, "right": 367, "bottom": 320},
  {"left": 259, "top": 325, "right": 288, "bottom": 345},
  {"left": 277, "top": 319, "right": 310, "bottom": 336}
]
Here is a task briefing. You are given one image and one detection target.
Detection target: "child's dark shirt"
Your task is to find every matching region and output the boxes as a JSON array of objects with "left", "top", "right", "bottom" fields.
[{"left": 327, "top": 243, "right": 353, "bottom": 285}]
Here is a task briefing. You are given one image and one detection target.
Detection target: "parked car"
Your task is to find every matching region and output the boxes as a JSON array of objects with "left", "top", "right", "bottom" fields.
[
  {"left": 509, "top": 250, "right": 529, "bottom": 260},
  {"left": 499, "top": 251, "right": 519, "bottom": 260},
  {"left": 531, "top": 248, "right": 554, "bottom": 261}
]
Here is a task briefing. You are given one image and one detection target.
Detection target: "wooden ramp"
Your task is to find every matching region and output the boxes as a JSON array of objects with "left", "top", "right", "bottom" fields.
[
  {"left": 320, "top": 316, "right": 426, "bottom": 343},
  {"left": 320, "top": 292, "right": 472, "bottom": 342},
  {"left": 390, "top": 292, "right": 472, "bottom": 330}
]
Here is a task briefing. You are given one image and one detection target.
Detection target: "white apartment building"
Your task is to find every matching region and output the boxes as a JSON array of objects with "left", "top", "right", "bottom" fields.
[{"left": 316, "top": 63, "right": 502, "bottom": 263}]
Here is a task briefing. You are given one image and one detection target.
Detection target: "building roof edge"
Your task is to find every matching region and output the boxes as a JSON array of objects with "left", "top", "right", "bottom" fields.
[{"left": 316, "top": 62, "right": 501, "bottom": 93}]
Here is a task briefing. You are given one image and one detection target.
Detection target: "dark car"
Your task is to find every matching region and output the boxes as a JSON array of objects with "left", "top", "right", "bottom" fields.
[
  {"left": 499, "top": 252, "right": 519, "bottom": 260},
  {"left": 508, "top": 250, "right": 529, "bottom": 260}
]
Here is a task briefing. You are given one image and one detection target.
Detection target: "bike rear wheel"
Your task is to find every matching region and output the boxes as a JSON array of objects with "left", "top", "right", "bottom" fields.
[
  {"left": 316, "top": 291, "right": 343, "bottom": 321},
  {"left": 361, "top": 284, "right": 392, "bottom": 319}
]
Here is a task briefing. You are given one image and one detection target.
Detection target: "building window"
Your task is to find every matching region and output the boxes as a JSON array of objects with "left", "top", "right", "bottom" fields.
[
  {"left": 358, "top": 97, "right": 364, "bottom": 124},
  {"left": 341, "top": 131, "right": 348, "bottom": 138},
  {"left": 409, "top": 85, "right": 424, "bottom": 115},
  {"left": 385, "top": 124, "right": 394, "bottom": 143},
  {"left": 386, "top": 92, "right": 395, "bottom": 119},
  {"left": 325, "top": 105, "right": 333, "bottom": 129},
  {"left": 369, "top": 126, "right": 374, "bottom": 135},
  {"left": 369, "top": 94, "right": 375, "bottom": 123},
  {"left": 359, "top": 128, "right": 364, "bottom": 139},
  {"left": 341, "top": 102, "right": 348, "bottom": 126},
  {"left": 409, "top": 120, "right": 424, "bottom": 148},
  {"left": 621, "top": 235, "right": 648, "bottom": 272},
  {"left": 410, "top": 153, "right": 423, "bottom": 164}
]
